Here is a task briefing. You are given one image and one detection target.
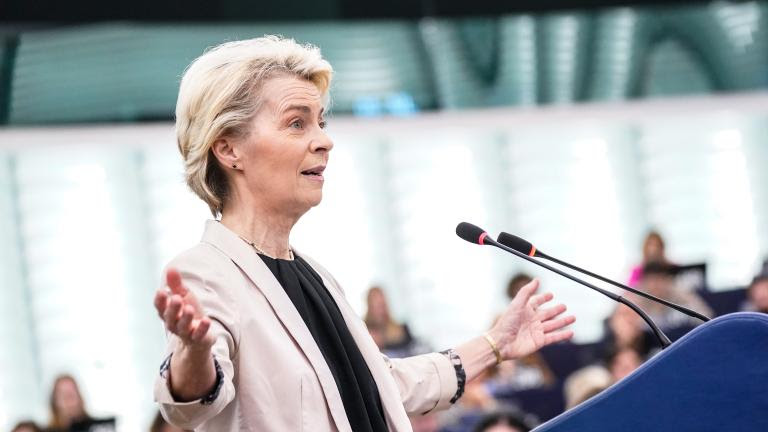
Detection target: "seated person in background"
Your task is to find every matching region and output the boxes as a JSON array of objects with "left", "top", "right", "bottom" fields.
[
  {"left": 149, "top": 411, "right": 185, "bottom": 432},
  {"left": 637, "top": 262, "right": 712, "bottom": 331},
  {"left": 461, "top": 368, "right": 500, "bottom": 413},
  {"left": 627, "top": 230, "right": 671, "bottom": 288},
  {"left": 562, "top": 365, "right": 612, "bottom": 410},
  {"left": 13, "top": 421, "right": 42, "bottom": 432},
  {"left": 605, "top": 346, "right": 643, "bottom": 382},
  {"left": 598, "top": 304, "right": 652, "bottom": 358},
  {"left": 363, "top": 285, "right": 429, "bottom": 357},
  {"left": 46, "top": 374, "right": 92, "bottom": 432},
  {"left": 472, "top": 409, "right": 536, "bottom": 432},
  {"left": 439, "top": 370, "right": 535, "bottom": 432},
  {"left": 46, "top": 374, "right": 115, "bottom": 432},
  {"left": 745, "top": 272, "right": 768, "bottom": 314}
]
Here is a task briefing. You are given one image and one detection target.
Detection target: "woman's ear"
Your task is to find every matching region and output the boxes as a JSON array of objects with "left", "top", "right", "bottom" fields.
[{"left": 212, "top": 137, "right": 241, "bottom": 170}]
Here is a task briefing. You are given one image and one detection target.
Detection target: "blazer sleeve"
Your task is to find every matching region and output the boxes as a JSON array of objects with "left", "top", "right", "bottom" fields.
[
  {"left": 153, "top": 245, "right": 241, "bottom": 429},
  {"left": 382, "top": 352, "right": 459, "bottom": 415}
]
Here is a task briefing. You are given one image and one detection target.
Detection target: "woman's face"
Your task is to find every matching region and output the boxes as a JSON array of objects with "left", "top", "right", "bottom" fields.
[
  {"left": 643, "top": 235, "right": 664, "bottom": 261},
  {"left": 367, "top": 289, "right": 389, "bottom": 323},
  {"left": 233, "top": 75, "right": 332, "bottom": 217},
  {"left": 610, "top": 348, "right": 642, "bottom": 381},
  {"left": 54, "top": 378, "right": 84, "bottom": 420}
]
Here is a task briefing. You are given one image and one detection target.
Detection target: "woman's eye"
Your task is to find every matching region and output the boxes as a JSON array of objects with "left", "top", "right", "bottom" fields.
[
  {"left": 319, "top": 120, "right": 328, "bottom": 129},
  {"left": 290, "top": 120, "right": 303, "bottom": 129}
]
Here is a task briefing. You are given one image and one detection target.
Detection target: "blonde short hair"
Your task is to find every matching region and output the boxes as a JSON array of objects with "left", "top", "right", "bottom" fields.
[{"left": 175, "top": 35, "right": 333, "bottom": 216}]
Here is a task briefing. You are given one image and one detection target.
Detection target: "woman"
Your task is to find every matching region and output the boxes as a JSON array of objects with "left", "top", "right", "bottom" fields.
[
  {"left": 364, "top": 286, "right": 426, "bottom": 357},
  {"left": 152, "top": 35, "right": 575, "bottom": 431},
  {"left": 627, "top": 230, "right": 669, "bottom": 287},
  {"left": 47, "top": 374, "right": 91, "bottom": 431}
]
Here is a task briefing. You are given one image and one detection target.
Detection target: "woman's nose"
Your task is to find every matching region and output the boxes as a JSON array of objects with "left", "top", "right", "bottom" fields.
[{"left": 310, "top": 129, "right": 334, "bottom": 153}]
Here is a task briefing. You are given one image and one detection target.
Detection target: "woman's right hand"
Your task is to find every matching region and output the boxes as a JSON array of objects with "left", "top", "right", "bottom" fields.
[{"left": 154, "top": 268, "right": 215, "bottom": 351}]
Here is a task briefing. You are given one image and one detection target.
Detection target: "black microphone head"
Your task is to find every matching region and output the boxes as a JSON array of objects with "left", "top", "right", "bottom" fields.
[
  {"left": 497, "top": 232, "right": 538, "bottom": 256},
  {"left": 456, "top": 222, "right": 490, "bottom": 245}
]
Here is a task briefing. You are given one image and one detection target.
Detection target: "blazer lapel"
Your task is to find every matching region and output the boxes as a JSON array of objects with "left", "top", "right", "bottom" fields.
[
  {"left": 200, "top": 220, "right": 352, "bottom": 432},
  {"left": 299, "top": 253, "right": 413, "bottom": 432}
]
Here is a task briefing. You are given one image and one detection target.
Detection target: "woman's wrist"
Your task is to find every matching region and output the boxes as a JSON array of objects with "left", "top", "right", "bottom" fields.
[
  {"left": 486, "top": 328, "right": 508, "bottom": 361},
  {"left": 169, "top": 344, "right": 217, "bottom": 401},
  {"left": 483, "top": 332, "right": 503, "bottom": 365},
  {"left": 455, "top": 335, "right": 501, "bottom": 383}
]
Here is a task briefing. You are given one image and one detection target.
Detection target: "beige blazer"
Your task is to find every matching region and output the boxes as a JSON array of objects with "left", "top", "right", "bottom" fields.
[{"left": 154, "top": 220, "right": 458, "bottom": 431}]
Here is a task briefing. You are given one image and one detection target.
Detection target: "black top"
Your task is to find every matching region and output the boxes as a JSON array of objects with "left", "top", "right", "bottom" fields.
[{"left": 259, "top": 253, "right": 388, "bottom": 432}]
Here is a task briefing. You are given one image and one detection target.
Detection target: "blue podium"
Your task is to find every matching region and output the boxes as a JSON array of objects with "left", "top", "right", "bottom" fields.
[{"left": 534, "top": 312, "right": 768, "bottom": 431}]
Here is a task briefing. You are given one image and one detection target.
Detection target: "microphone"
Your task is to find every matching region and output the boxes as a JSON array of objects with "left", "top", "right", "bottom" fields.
[
  {"left": 496, "top": 232, "right": 710, "bottom": 322},
  {"left": 456, "top": 222, "right": 672, "bottom": 348}
]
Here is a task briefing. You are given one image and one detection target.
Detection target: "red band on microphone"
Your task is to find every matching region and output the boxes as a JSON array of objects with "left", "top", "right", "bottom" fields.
[
  {"left": 479, "top": 232, "right": 488, "bottom": 245},
  {"left": 530, "top": 246, "right": 536, "bottom": 256}
]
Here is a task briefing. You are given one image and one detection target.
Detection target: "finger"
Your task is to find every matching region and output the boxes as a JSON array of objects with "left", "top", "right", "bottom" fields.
[
  {"left": 530, "top": 292, "right": 554, "bottom": 309},
  {"left": 544, "top": 329, "right": 574, "bottom": 345},
  {"left": 166, "top": 268, "right": 188, "bottom": 296},
  {"left": 537, "top": 303, "right": 567, "bottom": 321},
  {"left": 542, "top": 314, "right": 576, "bottom": 333},
  {"left": 176, "top": 305, "right": 195, "bottom": 337},
  {"left": 163, "top": 295, "right": 183, "bottom": 331},
  {"left": 154, "top": 290, "right": 168, "bottom": 319},
  {"left": 513, "top": 278, "right": 540, "bottom": 304},
  {"left": 190, "top": 317, "right": 212, "bottom": 343}
]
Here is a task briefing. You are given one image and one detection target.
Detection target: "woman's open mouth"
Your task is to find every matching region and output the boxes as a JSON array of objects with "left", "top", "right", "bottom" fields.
[{"left": 300, "top": 165, "right": 325, "bottom": 181}]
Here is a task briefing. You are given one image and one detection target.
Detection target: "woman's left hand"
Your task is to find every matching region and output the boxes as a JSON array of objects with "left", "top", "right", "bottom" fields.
[{"left": 488, "top": 279, "right": 575, "bottom": 361}]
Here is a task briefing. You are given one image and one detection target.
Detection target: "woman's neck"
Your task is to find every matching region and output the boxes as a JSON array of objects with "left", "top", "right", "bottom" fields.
[{"left": 220, "top": 203, "right": 298, "bottom": 260}]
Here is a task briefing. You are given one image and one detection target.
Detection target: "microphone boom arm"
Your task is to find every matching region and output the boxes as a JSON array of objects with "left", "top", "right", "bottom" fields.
[
  {"left": 539, "top": 251, "right": 710, "bottom": 322},
  {"left": 485, "top": 237, "right": 673, "bottom": 349}
]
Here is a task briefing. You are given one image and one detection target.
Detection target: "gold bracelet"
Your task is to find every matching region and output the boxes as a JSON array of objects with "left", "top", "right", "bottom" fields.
[{"left": 483, "top": 332, "right": 503, "bottom": 365}]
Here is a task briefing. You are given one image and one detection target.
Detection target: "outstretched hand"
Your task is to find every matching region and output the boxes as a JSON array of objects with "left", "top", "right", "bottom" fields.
[
  {"left": 489, "top": 279, "right": 575, "bottom": 361},
  {"left": 153, "top": 268, "right": 215, "bottom": 351}
]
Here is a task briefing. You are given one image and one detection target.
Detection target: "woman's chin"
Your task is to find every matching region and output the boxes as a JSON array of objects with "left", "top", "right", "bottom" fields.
[
  {"left": 308, "top": 193, "right": 323, "bottom": 208},
  {"left": 301, "top": 191, "right": 324, "bottom": 209}
]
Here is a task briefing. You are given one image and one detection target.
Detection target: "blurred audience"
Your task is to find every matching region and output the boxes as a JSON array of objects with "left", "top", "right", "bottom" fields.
[
  {"left": 605, "top": 346, "right": 643, "bottom": 382},
  {"left": 563, "top": 365, "right": 611, "bottom": 409},
  {"left": 364, "top": 286, "right": 429, "bottom": 357},
  {"left": 472, "top": 409, "right": 535, "bottom": 432},
  {"left": 745, "top": 271, "right": 768, "bottom": 314},
  {"left": 12, "top": 421, "right": 42, "bottom": 432},
  {"left": 45, "top": 374, "right": 116, "bottom": 432},
  {"left": 599, "top": 304, "right": 651, "bottom": 357},
  {"left": 461, "top": 368, "right": 501, "bottom": 412},
  {"left": 628, "top": 230, "right": 671, "bottom": 287},
  {"left": 47, "top": 374, "right": 92, "bottom": 431},
  {"left": 149, "top": 411, "right": 185, "bottom": 432},
  {"left": 636, "top": 261, "right": 712, "bottom": 331},
  {"left": 439, "top": 365, "right": 537, "bottom": 431}
]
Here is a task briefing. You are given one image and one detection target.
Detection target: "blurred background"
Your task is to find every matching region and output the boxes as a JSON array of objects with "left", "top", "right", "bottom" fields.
[{"left": 1, "top": 0, "right": 767, "bottom": 431}]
